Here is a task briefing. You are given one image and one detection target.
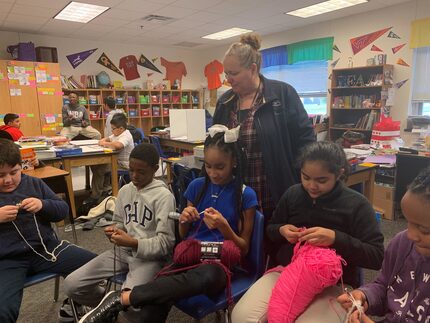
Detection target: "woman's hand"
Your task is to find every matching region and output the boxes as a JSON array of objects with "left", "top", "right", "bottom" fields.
[
  {"left": 298, "top": 227, "right": 335, "bottom": 246},
  {"left": 179, "top": 206, "right": 201, "bottom": 224},
  {"left": 0, "top": 205, "right": 19, "bottom": 223},
  {"left": 279, "top": 224, "right": 301, "bottom": 243},
  {"left": 20, "top": 198, "right": 43, "bottom": 213},
  {"left": 203, "top": 207, "right": 228, "bottom": 230},
  {"left": 348, "top": 310, "right": 374, "bottom": 323},
  {"left": 110, "top": 228, "right": 137, "bottom": 248},
  {"left": 337, "top": 289, "right": 368, "bottom": 312}
]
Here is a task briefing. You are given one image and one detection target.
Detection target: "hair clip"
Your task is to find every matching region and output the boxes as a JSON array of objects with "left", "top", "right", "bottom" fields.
[{"left": 208, "top": 124, "right": 240, "bottom": 143}]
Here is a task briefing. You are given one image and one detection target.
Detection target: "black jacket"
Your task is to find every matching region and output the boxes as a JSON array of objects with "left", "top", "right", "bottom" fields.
[
  {"left": 267, "top": 182, "right": 384, "bottom": 287},
  {"left": 213, "top": 76, "right": 316, "bottom": 206}
]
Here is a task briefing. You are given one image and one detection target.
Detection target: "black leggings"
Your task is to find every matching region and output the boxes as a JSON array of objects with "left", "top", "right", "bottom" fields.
[{"left": 128, "top": 264, "right": 227, "bottom": 322}]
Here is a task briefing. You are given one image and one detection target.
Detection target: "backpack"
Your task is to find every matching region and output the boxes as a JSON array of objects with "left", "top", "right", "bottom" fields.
[{"left": 126, "top": 124, "right": 143, "bottom": 144}]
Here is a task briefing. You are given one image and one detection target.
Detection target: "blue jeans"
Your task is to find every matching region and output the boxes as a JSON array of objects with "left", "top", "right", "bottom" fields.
[{"left": 0, "top": 240, "right": 96, "bottom": 323}]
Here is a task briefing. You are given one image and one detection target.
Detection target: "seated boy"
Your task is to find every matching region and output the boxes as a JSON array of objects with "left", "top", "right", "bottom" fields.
[
  {"left": 0, "top": 138, "right": 96, "bottom": 323},
  {"left": 86, "top": 113, "right": 134, "bottom": 204},
  {"left": 60, "top": 92, "right": 101, "bottom": 140},
  {"left": 0, "top": 113, "right": 24, "bottom": 141},
  {"left": 63, "top": 143, "right": 176, "bottom": 318},
  {"left": 103, "top": 96, "right": 124, "bottom": 137}
]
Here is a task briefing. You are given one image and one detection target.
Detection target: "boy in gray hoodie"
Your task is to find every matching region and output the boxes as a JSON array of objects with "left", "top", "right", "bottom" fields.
[{"left": 62, "top": 143, "right": 176, "bottom": 319}]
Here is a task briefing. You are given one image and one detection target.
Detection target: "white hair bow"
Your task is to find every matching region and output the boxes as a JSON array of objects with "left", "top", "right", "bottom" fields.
[{"left": 208, "top": 124, "right": 240, "bottom": 143}]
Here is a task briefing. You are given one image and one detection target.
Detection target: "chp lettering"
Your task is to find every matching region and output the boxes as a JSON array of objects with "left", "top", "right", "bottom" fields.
[{"left": 124, "top": 202, "right": 153, "bottom": 227}]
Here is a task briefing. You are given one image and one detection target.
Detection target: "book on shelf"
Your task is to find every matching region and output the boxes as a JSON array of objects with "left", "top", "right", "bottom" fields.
[{"left": 20, "top": 147, "right": 36, "bottom": 170}]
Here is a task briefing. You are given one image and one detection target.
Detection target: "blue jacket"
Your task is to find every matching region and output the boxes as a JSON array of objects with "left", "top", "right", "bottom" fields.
[
  {"left": 213, "top": 75, "right": 316, "bottom": 205},
  {"left": 0, "top": 174, "right": 69, "bottom": 258}
]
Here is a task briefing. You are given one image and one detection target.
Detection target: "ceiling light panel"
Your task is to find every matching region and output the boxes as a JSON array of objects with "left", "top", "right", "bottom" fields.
[
  {"left": 202, "top": 27, "right": 253, "bottom": 40},
  {"left": 54, "top": 2, "right": 110, "bottom": 23},
  {"left": 286, "top": 0, "right": 368, "bottom": 18}
]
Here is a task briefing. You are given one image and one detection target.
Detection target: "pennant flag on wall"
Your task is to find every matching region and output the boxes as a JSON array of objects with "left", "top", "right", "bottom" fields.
[
  {"left": 330, "top": 58, "right": 340, "bottom": 68},
  {"left": 350, "top": 27, "right": 392, "bottom": 55},
  {"left": 96, "top": 52, "right": 123, "bottom": 76},
  {"left": 371, "top": 45, "right": 383, "bottom": 52},
  {"left": 138, "top": 54, "right": 161, "bottom": 73},
  {"left": 151, "top": 57, "right": 158, "bottom": 63},
  {"left": 395, "top": 79, "right": 408, "bottom": 88},
  {"left": 387, "top": 31, "right": 401, "bottom": 39},
  {"left": 392, "top": 43, "right": 406, "bottom": 54},
  {"left": 147, "top": 72, "right": 154, "bottom": 78},
  {"left": 66, "top": 48, "right": 97, "bottom": 69},
  {"left": 332, "top": 45, "right": 341, "bottom": 53},
  {"left": 396, "top": 58, "right": 410, "bottom": 67}
]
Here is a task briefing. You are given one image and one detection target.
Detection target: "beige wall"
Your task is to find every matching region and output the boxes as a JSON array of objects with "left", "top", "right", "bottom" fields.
[{"left": 202, "top": 0, "right": 430, "bottom": 132}]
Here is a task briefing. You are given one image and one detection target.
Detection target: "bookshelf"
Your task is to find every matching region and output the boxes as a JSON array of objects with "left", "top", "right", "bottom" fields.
[
  {"left": 62, "top": 88, "right": 202, "bottom": 136},
  {"left": 329, "top": 64, "right": 394, "bottom": 143}
]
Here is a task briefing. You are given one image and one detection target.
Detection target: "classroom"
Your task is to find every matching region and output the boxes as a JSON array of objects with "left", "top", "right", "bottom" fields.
[{"left": 0, "top": 0, "right": 429, "bottom": 322}]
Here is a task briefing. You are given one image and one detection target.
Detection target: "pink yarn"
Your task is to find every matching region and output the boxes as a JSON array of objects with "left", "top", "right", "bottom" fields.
[{"left": 267, "top": 243, "right": 344, "bottom": 323}]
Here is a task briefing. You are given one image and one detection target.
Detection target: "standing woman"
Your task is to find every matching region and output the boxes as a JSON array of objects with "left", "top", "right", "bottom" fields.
[{"left": 213, "top": 33, "right": 315, "bottom": 219}]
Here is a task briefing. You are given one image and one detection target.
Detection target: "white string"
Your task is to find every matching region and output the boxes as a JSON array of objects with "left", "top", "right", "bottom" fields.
[
  {"left": 344, "top": 290, "right": 364, "bottom": 323},
  {"left": 12, "top": 213, "right": 72, "bottom": 262}
]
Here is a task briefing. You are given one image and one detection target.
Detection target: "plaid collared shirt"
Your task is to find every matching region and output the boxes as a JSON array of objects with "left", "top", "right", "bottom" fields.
[{"left": 227, "top": 88, "right": 275, "bottom": 211}]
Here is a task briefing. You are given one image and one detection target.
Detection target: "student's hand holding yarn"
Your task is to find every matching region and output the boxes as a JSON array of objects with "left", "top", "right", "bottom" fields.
[
  {"left": 203, "top": 207, "right": 228, "bottom": 230},
  {"left": 110, "top": 228, "right": 138, "bottom": 248},
  {"left": 0, "top": 205, "right": 19, "bottom": 223},
  {"left": 279, "top": 224, "right": 301, "bottom": 243},
  {"left": 298, "top": 226, "right": 335, "bottom": 246},
  {"left": 20, "top": 198, "right": 43, "bottom": 213},
  {"left": 337, "top": 289, "right": 368, "bottom": 312},
  {"left": 180, "top": 206, "right": 201, "bottom": 223},
  {"left": 348, "top": 310, "right": 374, "bottom": 323},
  {"left": 104, "top": 225, "right": 117, "bottom": 239}
]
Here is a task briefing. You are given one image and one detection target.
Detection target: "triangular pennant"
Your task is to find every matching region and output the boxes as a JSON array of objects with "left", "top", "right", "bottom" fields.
[
  {"left": 330, "top": 58, "right": 340, "bottom": 68},
  {"left": 151, "top": 57, "right": 158, "bottom": 63},
  {"left": 96, "top": 52, "right": 123, "bottom": 76},
  {"left": 371, "top": 44, "right": 383, "bottom": 52},
  {"left": 387, "top": 31, "right": 401, "bottom": 39},
  {"left": 147, "top": 72, "right": 154, "bottom": 78},
  {"left": 350, "top": 27, "right": 392, "bottom": 55},
  {"left": 392, "top": 43, "right": 406, "bottom": 54},
  {"left": 395, "top": 79, "right": 408, "bottom": 88},
  {"left": 66, "top": 49, "right": 97, "bottom": 69},
  {"left": 137, "top": 54, "right": 162, "bottom": 73},
  {"left": 396, "top": 58, "right": 410, "bottom": 67},
  {"left": 332, "top": 45, "right": 341, "bottom": 53}
]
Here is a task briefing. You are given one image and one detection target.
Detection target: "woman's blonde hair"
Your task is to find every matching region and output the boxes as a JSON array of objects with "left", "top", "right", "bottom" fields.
[{"left": 224, "top": 33, "right": 262, "bottom": 71}]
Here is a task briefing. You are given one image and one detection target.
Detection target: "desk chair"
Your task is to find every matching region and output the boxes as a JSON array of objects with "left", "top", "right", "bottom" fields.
[
  {"left": 149, "top": 136, "right": 181, "bottom": 176},
  {"left": 24, "top": 272, "right": 61, "bottom": 302},
  {"left": 171, "top": 163, "right": 199, "bottom": 213},
  {"left": 0, "top": 130, "right": 13, "bottom": 140},
  {"left": 136, "top": 128, "right": 145, "bottom": 144},
  {"left": 175, "top": 210, "right": 265, "bottom": 322}
]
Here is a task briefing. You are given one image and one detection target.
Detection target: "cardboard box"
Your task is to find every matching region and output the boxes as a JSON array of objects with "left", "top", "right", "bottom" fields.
[{"left": 373, "top": 184, "right": 395, "bottom": 220}]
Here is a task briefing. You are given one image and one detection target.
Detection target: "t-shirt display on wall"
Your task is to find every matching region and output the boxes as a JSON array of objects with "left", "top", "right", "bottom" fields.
[
  {"left": 119, "top": 55, "right": 140, "bottom": 80},
  {"left": 160, "top": 57, "right": 187, "bottom": 88},
  {"left": 204, "top": 60, "right": 224, "bottom": 90}
]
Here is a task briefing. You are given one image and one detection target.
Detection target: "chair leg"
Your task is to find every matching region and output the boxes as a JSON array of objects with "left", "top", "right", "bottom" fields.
[
  {"left": 54, "top": 276, "right": 60, "bottom": 302},
  {"left": 69, "top": 299, "right": 80, "bottom": 323}
]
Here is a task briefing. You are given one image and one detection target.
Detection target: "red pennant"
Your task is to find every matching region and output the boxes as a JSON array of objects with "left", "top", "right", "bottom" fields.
[
  {"left": 392, "top": 43, "right": 406, "bottom": 54},
  {"left": 147, "top": 72, "right": 154, "bottom": 78},
  {"left": 350, "top": 27, "right": 392, "bottom": 55},
  {"left": 396, "top": 58, "right": 409, "bottom": 67},
  {"left": 371, "top": 45, "right": 383, "bottom": 52}
]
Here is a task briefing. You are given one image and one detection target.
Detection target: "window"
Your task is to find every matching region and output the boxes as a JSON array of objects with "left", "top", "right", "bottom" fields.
[
  {"left": 261, "top": 60, "right": 328, "bottom": 115},
  {"left": 410, "top": 46, "right": 430, "bottom": 116}
]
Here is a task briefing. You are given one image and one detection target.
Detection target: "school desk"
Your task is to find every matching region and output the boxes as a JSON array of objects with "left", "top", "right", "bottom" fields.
[
  {"left": 22, "top": 166, "right": 77, "bottom": 243},
  {"left": 151, "top": 133, "right": 204, "bottom": 153}
]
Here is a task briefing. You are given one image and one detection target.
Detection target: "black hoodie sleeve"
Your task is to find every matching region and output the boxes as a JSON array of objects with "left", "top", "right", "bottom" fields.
[
  {"left": 332, "top": 199, "right": 384, "bottom": 270},
  {"left": 266, "top": 190, "right": 290, "bottom": 242}
]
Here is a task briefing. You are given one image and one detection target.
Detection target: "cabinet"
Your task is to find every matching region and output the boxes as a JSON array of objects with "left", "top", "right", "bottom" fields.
[
  {"left": 329, "top": 64, "right": 394, "bottom": 143},
  {"left": 0, "top": 60, "right": 63, "bottom": 137},
  {"left": 62, "top": 88, "right": 201, "bottom": 136}
]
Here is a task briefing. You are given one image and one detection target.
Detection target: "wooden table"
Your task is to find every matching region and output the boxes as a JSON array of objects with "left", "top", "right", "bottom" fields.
[
  {"left": 23, "top": 166, "right": 77, "bottom": 243},
  {"left": 167, "top": 156, "right": 377, "bottom": 203},
  {"left": 153, "top": 134, "right": 204, "bottom": 152}
]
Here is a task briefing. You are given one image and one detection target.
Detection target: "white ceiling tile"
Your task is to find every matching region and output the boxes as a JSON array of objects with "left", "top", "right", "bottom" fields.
[
  {"left": 115, "top": 0, "right": 166, "bottom": 13},
  {"left": 84, "top": 0, "right": 124, "bottom": 7},
  {"left": 0, "top": 2, "right": 14, "bottom": 14},
  {"left": 171, "top": 0, "right": 223, "bottom": 10},
  {"left": 1, "top": 22, "right": 44, "bottom": 33},
  {"left": 4, "top": 13, "right": 50, "bottom": 25},
  {"left": 206, "top": 0, "right": 251, "bottom": 15},
  {"left": 10, "top": 3, "right": 60, "bottom": 17},
  {"left": 15, "top": 0, "right": 69, "bottom": 9},
  {"left": 91, "top": 16, "right": 129, "bottom": 27},
  {"left": 164, "top": 18, "right": 204, "bottom": 29},
  {"left": 101, "top": 8, "right": 148, "bottom": 20},
  {"left": 184, "top": 11, "right": 220, "bottom": 23},
  {"left": 152, "top": 5, "right": 197, "bottom": 19}
]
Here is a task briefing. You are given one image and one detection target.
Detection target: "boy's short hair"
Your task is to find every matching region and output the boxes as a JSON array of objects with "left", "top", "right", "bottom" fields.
[
  {"left": 130, "top": 143, "right": 159, "bottom": 167},
  {"left": 0, "top": 138, "right": 21, "bottom": 167},
  {"left": 104, "top": 96, "right": 116, "bottom": 109},
  {"left": 3, "top": 113, "right": 19, "bottom": 125},
  {"left": 111, "top": 113, "right": 127, "bottom": 129}
]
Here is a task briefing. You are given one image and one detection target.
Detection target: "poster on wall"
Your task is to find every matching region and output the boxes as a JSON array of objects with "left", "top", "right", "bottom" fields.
[
  {"left": 350, "top": 27, "right": 392, "bottom": 55},
  {"left": 96, "top": 52, "right": 124, "bottom": 76},
  {"left": 66, "top": 48, "right": 97, "bottom": 69},
  {"left": 392, "top": 43, "right": 406, "bottom": 54},
  {"left": 137, "top": 54, "right": 162, "bottom": 73},
  {"left": 387, "top": 31, "right": 401, "bottom": 39}
]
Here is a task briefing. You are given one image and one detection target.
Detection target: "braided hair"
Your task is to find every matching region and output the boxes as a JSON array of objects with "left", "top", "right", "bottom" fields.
[
  {"left": 194, "top": 132, "right": 247, "bottom": 232},
  {"left": 408, "top": 166, "right": 430, "bottom": 203}
]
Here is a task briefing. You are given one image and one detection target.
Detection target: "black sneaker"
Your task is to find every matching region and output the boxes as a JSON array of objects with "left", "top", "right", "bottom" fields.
[
  {"left": 59, "top": 298, "right": 89, "bottom": 322},
  {"left": 78, "top": 291, "right": 124, "bottom": 323}
]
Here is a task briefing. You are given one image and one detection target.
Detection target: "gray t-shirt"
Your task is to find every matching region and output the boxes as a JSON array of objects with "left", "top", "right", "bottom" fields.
[{"left": 62, "top": 104, "right": 89, "bottom": 127}]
